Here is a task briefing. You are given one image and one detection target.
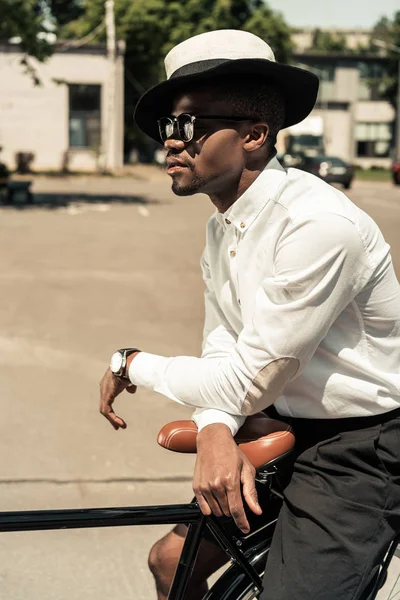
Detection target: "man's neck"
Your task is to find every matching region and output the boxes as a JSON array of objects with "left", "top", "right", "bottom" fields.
[{"left": 209, "top": 158, "right": 272, "bottom": 214}]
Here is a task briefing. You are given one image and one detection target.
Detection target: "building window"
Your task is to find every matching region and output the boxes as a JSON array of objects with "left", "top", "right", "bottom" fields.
[
  {"left": 69, "top": 84, "right": 101, "bottom": 148},
  {"left": 356, "top": 122, "right": 392, "bottom": 158},
  {"left": 295, "top": 62, "right": 335, "bottom": 82},
  {"left": 357, "top": 61, "right": 386, "bottom": 101},
  {"left": 294, "top": 61, "right": 336, "bottom": 102}
]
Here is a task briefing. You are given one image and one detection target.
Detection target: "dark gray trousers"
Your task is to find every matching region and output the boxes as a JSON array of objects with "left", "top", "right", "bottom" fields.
[{"left": 261, "top": 409, "right": 400, "bottom": 600}]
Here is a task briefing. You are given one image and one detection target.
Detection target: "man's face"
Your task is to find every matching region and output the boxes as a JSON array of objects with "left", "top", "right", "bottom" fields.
[{"left": 163, "top": 89, "right": 251, "bottom": 197}]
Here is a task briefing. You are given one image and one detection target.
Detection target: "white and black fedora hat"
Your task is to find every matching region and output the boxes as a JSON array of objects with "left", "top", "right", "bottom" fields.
[{"left": 134, "top": 29, "right": 319, "bottom": 143}]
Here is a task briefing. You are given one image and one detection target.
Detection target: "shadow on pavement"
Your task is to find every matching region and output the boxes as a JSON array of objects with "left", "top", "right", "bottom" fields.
[{"left": 0, "top": 192, "right": 156, "bottom": 210}]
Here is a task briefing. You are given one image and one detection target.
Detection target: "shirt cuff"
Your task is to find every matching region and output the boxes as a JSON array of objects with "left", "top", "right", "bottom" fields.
[
  {"left": 128, "top": 351, "right": 169, "bottom": 389},
  {"left": 192, "top": 408, "right": 245, "bottom": 437}
]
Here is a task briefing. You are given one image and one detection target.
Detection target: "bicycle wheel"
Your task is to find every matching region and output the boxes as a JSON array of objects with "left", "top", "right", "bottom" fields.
[{"left": 204, "top": 534, "right": 271, "bottom": 600}]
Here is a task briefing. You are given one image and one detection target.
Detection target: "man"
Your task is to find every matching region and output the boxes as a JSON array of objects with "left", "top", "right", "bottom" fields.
[{"left": 100, "top": 30, "right": 400, "bottom": 600}]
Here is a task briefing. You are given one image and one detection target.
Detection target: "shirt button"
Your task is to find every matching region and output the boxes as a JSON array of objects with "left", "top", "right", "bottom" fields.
[
  {"left": 240, "top": 222, "right": 246, "bottom": 229},
  {"left": 225, "top": 218, "right": 231, "bottom": 225},
  {"left": 230, "top": 250, "right": 236, "bottom": 258}
]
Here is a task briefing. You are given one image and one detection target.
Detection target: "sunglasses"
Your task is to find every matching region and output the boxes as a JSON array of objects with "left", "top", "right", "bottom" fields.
[{"left": 157, "top": 113, "right": 255, "bottom": 143}]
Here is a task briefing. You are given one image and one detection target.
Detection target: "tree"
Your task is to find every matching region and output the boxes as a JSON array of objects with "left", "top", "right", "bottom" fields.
[
  {"left": 61, "top": 0, "right": 292, "bottom": 85},
  {"left": 0, "top": 0, "right": 86, "bottom": 85},
  {"left": 60, "top": 0, "right": 294, "bottom": 154},
  {"left": 0, "top": 0, "right": 87, "bottom": 58},
  {"left": 0, "top": 0, "right": 53, "bottom": 61},
  {"left": 0, "top": 0, "right": 294, "bottom": 158},
  {"left": 308, "top": 28, "right": 348, "bottom": 54},
  {"left": 371, "top": 11, "right": 400, "bottom": 110},
  {"left": 49, "top": 0, "right": 85, "bottom": 26},
  {"left": 242, "top": 5, "right": 293, "bottom": 63}
]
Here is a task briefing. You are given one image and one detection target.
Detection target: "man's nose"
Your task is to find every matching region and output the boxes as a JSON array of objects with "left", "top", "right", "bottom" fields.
[{"left": 163, "top": 137, "right": 186, "bottom": 151}]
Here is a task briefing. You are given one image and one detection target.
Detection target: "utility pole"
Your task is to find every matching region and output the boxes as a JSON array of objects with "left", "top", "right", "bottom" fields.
[{"left": 105, "top": 0, "right": 116, "bottom": 172}]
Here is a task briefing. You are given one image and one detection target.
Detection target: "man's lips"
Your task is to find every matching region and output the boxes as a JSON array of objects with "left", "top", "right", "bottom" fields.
[{"left": 166, "top": 159, "right": 190, "bottom": 173}]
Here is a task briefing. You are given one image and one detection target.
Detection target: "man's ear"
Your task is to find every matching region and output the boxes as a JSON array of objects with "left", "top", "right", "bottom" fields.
[{"left": 243, "top": 124, "right": 269, "bottom": 153}]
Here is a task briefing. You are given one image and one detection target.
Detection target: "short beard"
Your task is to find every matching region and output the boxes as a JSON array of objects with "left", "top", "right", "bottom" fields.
[{"left": 171, "top": 174, "right": 208, "bottom": 196}]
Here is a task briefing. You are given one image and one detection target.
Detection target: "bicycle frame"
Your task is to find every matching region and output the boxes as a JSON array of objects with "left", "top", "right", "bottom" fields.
[
  {"left": 0, "top": 499, "right": 268, "bottom": 600},
  {"left": 1, "top": 462, "right": 398, "bottom": 600}
]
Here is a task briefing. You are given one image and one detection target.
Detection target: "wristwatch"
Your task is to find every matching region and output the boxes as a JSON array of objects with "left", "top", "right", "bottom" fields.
[{"left": 110, "top": 348, "right": 140, "bottom": 380}]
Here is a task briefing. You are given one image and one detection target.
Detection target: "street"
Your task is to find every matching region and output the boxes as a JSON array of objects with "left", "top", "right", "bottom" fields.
[{"left": 0, "top": 171, "right": 400, "bottom": 599}]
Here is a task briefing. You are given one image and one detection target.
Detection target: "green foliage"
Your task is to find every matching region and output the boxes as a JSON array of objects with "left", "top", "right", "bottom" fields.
[
  {"left": 242, "top": 5, "right": 293, "bottom": 63},
  {"left": 354, "top": 167, "right": 391, "bottom": 182},
  {"left": 0, "top": 0, "right": 84, "bottom": 64},
  {"left": 0, "top": 0, "right": 294, "bottom": 155},
  {"left": 371, "top": 11, "right": 400, "bottom": 109},
  {"left": 60, "top": 0, "right": 292, "bottom": 86},
  {"left": 308, "top": 28, "right": 348, "bottom": 53},
  {"left": 49, "top": 0, "right": 85, "bottom": 26},
  {"left": 304, "top": 15, "right": 399, "bottom": 110},
  {"left": 0, "top": 0, "right": 53, "bottom": 60},
  {"left": 59, "top": 0, "right": 293, "bottom": 151}
]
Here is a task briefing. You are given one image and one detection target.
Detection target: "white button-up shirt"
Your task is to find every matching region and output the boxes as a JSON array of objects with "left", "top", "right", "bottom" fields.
[{"left": 129, "top": 157, "right": 400, "bottom": 436}]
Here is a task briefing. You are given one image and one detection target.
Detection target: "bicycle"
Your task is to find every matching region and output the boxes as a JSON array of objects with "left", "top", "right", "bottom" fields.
[{"left": 0, "top": 412, "right": 398, "bottom": 599}]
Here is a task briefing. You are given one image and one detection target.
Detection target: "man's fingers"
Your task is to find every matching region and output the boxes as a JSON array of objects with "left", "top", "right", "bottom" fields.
[
  {"left": 209, "top": 483, "right": 232, "bottom": 518},
  {"left": 100, "top": 402, "right": 127, "bottom": 430},
  {"left": 241, "top": 466, "right": 262, "bottom": 516},
  {"left": 99, "top": 368, "right": 130, "bottom": 430},
  {"left": 109, "top": 413, "right": 127, "bottom": 429},
  {"left": 101, "top": 408, "right": 119, "bottom": 430},
  {"left": 193, "top": 490, "right": 212, "bottom": 516},
  {"left": 105, "top": 411, "right": 127, "bottom": 430},
  {"left": 226, "top": 488, "right": 250, "bottom": 533},
  {"left": 195, "top": 488, "right": 224, "bottom": 517}
]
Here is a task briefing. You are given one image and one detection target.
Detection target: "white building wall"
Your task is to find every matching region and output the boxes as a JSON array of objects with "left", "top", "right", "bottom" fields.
[
  {"left": 277, "top": 109, "right": 354, "bottom": 162},
  {"left": 355, "top": 101, "right": 395, "bottom": 123},
  {"left": 319, "top": 110, "right": 353, "bottom": 161},
  {"left": 293, "top": 28, "right": 395, "bottom": 169},
  {"left": 0, "top": 47, "right": 124, "bottom": 172}
]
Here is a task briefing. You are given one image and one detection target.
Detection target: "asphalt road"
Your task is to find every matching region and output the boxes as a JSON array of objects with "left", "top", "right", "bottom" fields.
[{"left": 0, "top": 171, "right": 399, "bottom": 600}]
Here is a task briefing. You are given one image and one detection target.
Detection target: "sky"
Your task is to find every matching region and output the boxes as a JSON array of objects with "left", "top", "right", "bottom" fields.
[{"left": 265, "top": 0, "right": 398, "bottom": 29}]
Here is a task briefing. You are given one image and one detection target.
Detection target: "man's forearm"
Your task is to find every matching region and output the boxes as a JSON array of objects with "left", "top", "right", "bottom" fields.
[
  {"left": 127, "top": 352, "right": 245, "bottom": 435},
  {"left": 196, "top": 422, "right": 233, "bottom": 448}
]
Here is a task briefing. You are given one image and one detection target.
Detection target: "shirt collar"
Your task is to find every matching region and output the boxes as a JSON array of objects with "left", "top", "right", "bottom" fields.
[{"left": 215, "top": 156, "right": 286, "bottom": 233}]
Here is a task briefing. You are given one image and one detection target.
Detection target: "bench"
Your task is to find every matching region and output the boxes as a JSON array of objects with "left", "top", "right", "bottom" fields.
[{"left": 0, "top": 180, "right": 33, "bottom": 205}]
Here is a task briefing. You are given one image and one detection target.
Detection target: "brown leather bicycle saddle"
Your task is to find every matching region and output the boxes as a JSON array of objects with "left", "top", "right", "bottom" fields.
[{"left": 157, "top": 412, "right": 295, "bottom": 469}]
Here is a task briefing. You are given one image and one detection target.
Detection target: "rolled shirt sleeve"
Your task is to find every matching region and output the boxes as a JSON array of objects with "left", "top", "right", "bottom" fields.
[{"left": 129, "top": 214, "right": 371, "bottom": 428}]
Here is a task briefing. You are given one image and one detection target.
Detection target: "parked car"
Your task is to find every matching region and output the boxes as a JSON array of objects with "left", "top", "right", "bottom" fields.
[
  {"left": 298, "top": 154, "right": 354, "bottom": 189},
  {"left": 392, "top": 161, "right": 400, "bottom": 186}
]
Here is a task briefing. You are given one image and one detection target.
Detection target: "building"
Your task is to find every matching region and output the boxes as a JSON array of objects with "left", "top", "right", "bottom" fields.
[
  {"left": 277, "top": 30, "right": 395, "bottom": 169},
  {"left": 292, "top": 28, "right": 372, "bottom": 53},
  {"left": 1, "top": 29, "right": 395, "bottom": 171},
  {"left": 0, "top": 41, "right": 124, "bottom": 172}
]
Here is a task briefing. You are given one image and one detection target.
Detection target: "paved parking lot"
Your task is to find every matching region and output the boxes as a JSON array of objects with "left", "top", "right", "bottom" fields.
[{"left": 0, "top": 171, "right": 399, "bottom": 599}]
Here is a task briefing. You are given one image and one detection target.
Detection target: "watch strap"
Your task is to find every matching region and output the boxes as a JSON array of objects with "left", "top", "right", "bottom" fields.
[{"left": 113, "top": 348, "right": 140, "bottom": 379}]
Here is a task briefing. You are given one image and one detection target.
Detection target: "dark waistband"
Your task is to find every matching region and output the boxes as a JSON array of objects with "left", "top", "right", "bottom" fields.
[{"left": 267, "top": 405, "right": 400, "bottom": 435}]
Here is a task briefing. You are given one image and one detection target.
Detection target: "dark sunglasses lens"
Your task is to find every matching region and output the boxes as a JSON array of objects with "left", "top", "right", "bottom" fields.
[
  {"left": 178, "top": 115, "right": 193, "bottom": 142},
  {"left": 158, "top": 118, "right": 174, "bottom": 141}
]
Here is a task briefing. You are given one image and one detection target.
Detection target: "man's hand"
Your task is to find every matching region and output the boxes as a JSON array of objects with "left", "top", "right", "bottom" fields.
[
  {"left": 193, "top": 423, "right": 262, "bottom": 534},
  {"left": 99, "top": 368, "right": 137, "bottom": 430}
]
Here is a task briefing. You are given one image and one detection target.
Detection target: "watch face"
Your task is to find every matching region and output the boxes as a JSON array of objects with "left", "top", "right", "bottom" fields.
[{"left": 110, "top": 351, "right": 123, "bottom": 373}]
